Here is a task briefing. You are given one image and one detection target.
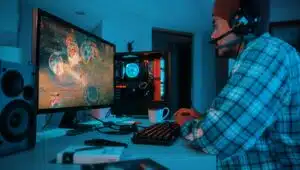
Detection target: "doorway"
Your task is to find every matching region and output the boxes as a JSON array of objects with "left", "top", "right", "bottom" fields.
[{"left": 152, "top": 28, "right": 193, "bottom": 114}]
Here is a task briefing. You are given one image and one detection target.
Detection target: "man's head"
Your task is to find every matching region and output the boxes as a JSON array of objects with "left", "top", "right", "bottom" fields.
[
  {"left": 211, "top": 0, "right": 241, "bottom": 57},
  {"left": 211, "top": 0, "right": 270, "bottom": 57}
]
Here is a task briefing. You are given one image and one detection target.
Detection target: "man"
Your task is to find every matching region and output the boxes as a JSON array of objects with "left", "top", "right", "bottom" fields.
[{"left": 175, "top": 0, "right": 300, "bottom": 169}]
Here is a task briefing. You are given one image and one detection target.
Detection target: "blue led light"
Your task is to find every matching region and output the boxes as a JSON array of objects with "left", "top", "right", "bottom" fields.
[
  {"left": 125, "top": 63, "right": 140, "bottom": 78},
  {"left": 160, "top": 58, "right": 165, "bottom": 98},
  {"left": 160, "top": 58, "right": 165, "bottom": 68}
]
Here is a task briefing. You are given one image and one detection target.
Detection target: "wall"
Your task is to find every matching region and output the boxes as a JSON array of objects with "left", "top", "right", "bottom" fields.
[
  {"left": 199, "top": 30, "right": 216, "bottom": 110},
  {"left": 99, "top": 2, "right": 215, "bottom": 111},
  {"left": 101, "top": 15, "right": 152, "bottom": 52},
  {"left": 0, "top": 0, "right": 19, "bottom": 46},
  {"left": 270, "top": 0, "right": 300, "bottom": 22}
]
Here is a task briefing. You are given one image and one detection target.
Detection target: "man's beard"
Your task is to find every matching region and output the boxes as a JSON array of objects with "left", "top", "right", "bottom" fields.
[
  {"left": 215, "top": 38, "right": 245, "bottom": 59},
  {"left": 216, "top": 47, "right": 239, "bottom": 59}
]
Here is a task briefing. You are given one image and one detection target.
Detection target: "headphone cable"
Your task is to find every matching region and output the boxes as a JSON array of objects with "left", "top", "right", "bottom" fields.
[{"left": 236, "top": 36, "right": 244, "bottom": 59}]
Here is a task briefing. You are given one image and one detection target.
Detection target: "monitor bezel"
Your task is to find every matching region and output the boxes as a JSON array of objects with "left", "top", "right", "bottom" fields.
[{"left": 34, "top": 9, "right": 116, "bottom": 114}]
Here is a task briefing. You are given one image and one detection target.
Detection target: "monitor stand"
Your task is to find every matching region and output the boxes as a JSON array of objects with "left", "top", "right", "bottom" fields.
[
  {"left": 59, "top": 111, "right": 79, "bottom": 129},
  {"left": 59, "top": 111, "right": 95, "bottom": 135}
]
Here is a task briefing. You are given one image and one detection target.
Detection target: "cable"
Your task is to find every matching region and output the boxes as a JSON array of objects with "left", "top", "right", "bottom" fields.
[
  {"left": 236, "top": 36, "right": 244, "bottom": 58},
  {"left": 88, "top": 113, "right": 106, "bottom": 124},
  {"left": 42, "top": 113, "right": 54, "bottom": 130},
  {"left": 87, "top": 113, "right": 144, "bottom": 135},
  {"left": 87, "top": 113, "right": 124, "bottom": 130},
  {"left": 93, "top": 123, "right": 134, "bottom": 135}
]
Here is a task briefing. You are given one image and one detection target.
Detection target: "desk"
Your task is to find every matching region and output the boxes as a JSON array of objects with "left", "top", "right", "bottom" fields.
[{"left": 0, "top": 120, "right": 216, "bottom": 170}]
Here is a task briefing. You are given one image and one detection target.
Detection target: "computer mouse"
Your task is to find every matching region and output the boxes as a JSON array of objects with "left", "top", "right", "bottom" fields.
[{"left": 180, "top": 112, "right": 191, "bottom": 116}]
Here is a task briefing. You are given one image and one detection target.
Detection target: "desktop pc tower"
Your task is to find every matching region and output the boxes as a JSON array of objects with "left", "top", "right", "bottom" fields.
[
  {"left": 0, "top": 60, "right": 36, "bottom": 157},
  {"left": 113, "top": 51, "right": 171, "bottom": 117}
]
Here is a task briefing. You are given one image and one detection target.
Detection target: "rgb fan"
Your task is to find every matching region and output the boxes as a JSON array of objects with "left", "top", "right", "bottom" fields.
[{"left": 125, "top": 63, "right": 140, "bottom": 78}]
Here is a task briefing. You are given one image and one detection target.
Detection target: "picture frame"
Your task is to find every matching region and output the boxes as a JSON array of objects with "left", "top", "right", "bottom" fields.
[{"left": 269, "top": 20, "right": 300, "bottom": 52}]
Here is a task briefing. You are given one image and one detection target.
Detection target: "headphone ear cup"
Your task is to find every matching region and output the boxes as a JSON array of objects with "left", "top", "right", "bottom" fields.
[
  {"left": 230, "top": 8, "right": 252, "bottom": 35},
  {"left": 229, "top": 8, "right": 243, "bottom": 28}
]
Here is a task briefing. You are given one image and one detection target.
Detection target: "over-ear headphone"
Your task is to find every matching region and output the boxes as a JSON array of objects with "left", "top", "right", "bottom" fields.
[
  {"left": 210, "top": 7, "right": 261, "bottom": 44},
  {"left": 229, "top": 8, "right": 260, "bottom": 36}
]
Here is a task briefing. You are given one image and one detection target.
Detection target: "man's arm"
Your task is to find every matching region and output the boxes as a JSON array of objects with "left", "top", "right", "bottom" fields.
[{"left": 182, "top": 47, "right": 290, "bottom": 160}]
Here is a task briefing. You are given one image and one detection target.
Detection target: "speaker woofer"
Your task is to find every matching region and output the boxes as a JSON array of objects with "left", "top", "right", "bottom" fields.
[
  {"left": 0, "top": 100, "right": 33, "bottom": 143},
  {"left": 1, "top": 70, "right": 24, "bottom": 97}
]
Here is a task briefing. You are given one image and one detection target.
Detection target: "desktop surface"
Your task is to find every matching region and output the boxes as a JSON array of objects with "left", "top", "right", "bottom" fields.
[{"left": 0, "top": 119, "right": 216, "bottom": 170}]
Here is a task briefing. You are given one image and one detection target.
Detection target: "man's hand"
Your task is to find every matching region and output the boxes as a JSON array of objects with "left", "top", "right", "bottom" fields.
[
  {"left": 184, "top": 128, "right": 204, "bottom": 141},
  {"left": 174, "top": 108, "right": 201, "bottom": 126}
]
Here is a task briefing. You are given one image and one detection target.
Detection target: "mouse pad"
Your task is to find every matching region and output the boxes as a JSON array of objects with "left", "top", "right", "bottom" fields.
[{"left": 81, "top": 158, "right": 169, "bottom": 170}]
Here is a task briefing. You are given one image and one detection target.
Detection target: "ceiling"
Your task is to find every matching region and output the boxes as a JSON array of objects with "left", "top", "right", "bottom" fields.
[{"left": 24, "top": 0, "right": 213, "bottom": 33}]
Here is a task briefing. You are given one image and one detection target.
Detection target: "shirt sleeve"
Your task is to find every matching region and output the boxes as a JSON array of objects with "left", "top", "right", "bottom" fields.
[{"left": 182, "top": 46, "right": 290, "bottom": 160}]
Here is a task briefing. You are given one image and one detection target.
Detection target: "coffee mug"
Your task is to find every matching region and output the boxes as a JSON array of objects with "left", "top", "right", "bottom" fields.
[{"left": 148, "top": 107, "right": 170, "bottom": 123}]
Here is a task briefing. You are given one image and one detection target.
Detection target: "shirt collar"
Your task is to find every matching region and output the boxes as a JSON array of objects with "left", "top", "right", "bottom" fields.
[{"left": 245, "top": 32, "right": 271, "bottom": 49}]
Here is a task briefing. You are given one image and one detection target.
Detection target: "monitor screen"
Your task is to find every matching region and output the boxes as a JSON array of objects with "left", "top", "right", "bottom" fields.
[{"left": 36, "top": 10, "right": 115, "bottom": 112}]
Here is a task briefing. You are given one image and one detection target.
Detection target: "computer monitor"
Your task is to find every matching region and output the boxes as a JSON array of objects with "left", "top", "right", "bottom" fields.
[{"left": 34, "top": 9, "right": 115, "bottom": 122}]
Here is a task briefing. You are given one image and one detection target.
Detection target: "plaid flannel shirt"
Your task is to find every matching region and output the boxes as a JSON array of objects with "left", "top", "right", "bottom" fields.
[{"left": 181, "top": 33, "right": 300, "bottom": 170}]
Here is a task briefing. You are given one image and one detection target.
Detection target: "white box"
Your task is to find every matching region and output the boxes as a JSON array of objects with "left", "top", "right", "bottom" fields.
[{"left": 56, "top": 145, "right": 125, "bottom": 164}]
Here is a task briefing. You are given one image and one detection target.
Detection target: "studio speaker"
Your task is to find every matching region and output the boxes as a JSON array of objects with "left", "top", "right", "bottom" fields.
[{"left": 0, "top": 60, "right": 36, "bottom": 157}]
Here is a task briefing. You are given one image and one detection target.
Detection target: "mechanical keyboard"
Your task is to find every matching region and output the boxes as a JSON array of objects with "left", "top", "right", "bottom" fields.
[{"left": 131, "top": 121, "right": 180, "bottom": 146}]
